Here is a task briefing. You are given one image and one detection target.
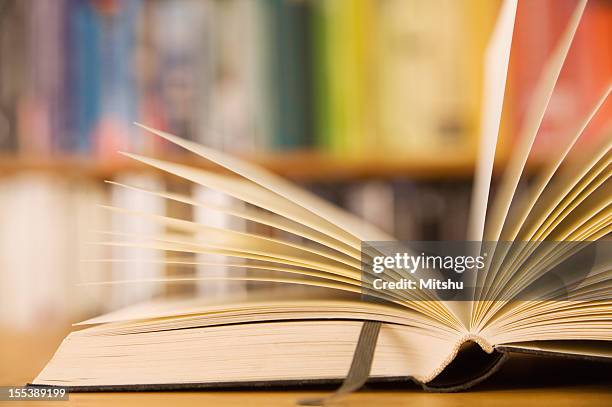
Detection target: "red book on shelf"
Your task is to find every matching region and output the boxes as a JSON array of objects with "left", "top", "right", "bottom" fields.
[{"left": 510, "top": 0, "right": 611, "bottom": 159}]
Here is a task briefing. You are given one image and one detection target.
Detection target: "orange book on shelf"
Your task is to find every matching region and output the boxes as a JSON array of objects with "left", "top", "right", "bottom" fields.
[
  {"left": 510, "top": 0, "right": 611, "bottom": 159},
  {"left": 576, "top": 0, "right": 612, "bottom": 146}
]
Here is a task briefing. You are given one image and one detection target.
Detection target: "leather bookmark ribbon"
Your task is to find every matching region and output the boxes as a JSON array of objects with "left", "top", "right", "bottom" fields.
[{"left": 297, "top": 321, "right": 382, "bottom": 406}]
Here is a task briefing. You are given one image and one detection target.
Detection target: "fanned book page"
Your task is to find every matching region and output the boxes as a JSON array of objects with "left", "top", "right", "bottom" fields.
[{"left": 32, "top": 0, "right": 610, "bottom": 394}]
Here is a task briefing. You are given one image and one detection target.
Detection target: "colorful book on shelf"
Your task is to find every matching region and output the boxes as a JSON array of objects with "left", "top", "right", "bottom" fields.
[
  {"left": 375, "top": 0, "right": 499, "bottom": 157},
  {"left": 206, "top": 0, "right": 264, "bottom": 153},
  {"left": 311, "top": 0, "right": 375, "bottom": 155},
  {"left": 0, "top": 1, "right": 25, "bottom": 152},
  {"left": 511, "top": 0, "right": 612, "bottom": 159},
  {"left": 15, "top": 0, "right": 67, "bottom": 155},
  {"left": 30, "top": 0, "right": 611, "bottom": 402},
  {"left": 63, "top": 0, "right": 101, "bottom": 154},
  {"left": 267, "top": 0, "right": 313, "bottom": 150},
  {"left": 311, "top": 0, "right": 499, "bottom": 157}
]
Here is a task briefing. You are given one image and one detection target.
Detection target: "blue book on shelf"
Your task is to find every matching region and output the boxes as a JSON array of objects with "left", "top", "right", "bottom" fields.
[{"left": 63, "top": 0, "right": 101, "bottom": 153}]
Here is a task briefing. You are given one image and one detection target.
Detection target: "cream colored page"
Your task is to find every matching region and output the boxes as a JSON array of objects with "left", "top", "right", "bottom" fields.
[
  {"left": 94, "top": 234, "right": 445, "bottom": 307},
  {"left": 478, "top": 196, "right": 610, "bottom": 328},
  {"left": 89, "top": 253, "right": 440, "bottom": 307},
  {"left": 82, "top": 271, "right": 434, "bottom": 311},
  {"left": 94, "top": 233, "right": 360, "bottom": 277},
  {"left": 489, "top": 322, "right": 612, "bottom": 344},
  {"left": 486, "top": 222, "right": 610, "bottom": 316},
  {"left": 497, "top": 340, "right": 612, "bottom": 359},
  {"left": 75, "top": 297, "right": 426, "bottom": 326},
  {"left": 495, "top": 305, "right": 612, "bottom": 333},
  {"left": 114, "top": 150, "right": 459, "bottom": 309},
  {"left": 92, "top": 236, "right": 360, "bottom": 281},
  {"left": 484, "top": 0, "right": 587, "bottom": 242},
  {"left": 106, "top": 180, "right": 360, "bottom": 259},
  {"left": 135, "top": 123, "right": 393, "bottom": 242},
  {"left": 74, "top": 296, "right": 460, "bottom": 341},
  {"left": 545, "top": 182, "right": 611, "bottom": 241},
  {"left": 478, "top": 157, "right": 611, "bottom": 308},
  {"left": 95, "top": 227, "right": 462, "bottom": 315},
  {"left": 501, "top": 87, "right": 611, "bottom": 241},
  {"left": 474, "top": 142, "right": 611, "bottom": 322},
  {"left": 533, "top": 162, "right": 610, "bottom": 241},
  {"left": 565, "top": 211, "right": 611, "bottom": 240},
  {"left": 95, "top": 226, "right": 401, "bottom": 291},
  {"left": 121, "top": 152, "right": 363, "bottom": 250},
  {"left": 529, "top": 153, "right": 611, "bottom": 241},
  {"left": 87, "top": 259, "right": 363, "bottom": 285},
  {"left": 473, "top": 146, "right": 609, "bottom": 325},
  {"left": 483, "top": 300, "right": 612, "bottom": 336},
  {"left": 84, "top": 272, "right": 454, "bottom": 328},
  {"left": 466, "top": 0, "right": 518, "bottom": 329},
  {"left": 99, "top": 205, "right": 361, "bottom": 270},
  {"left": 127, "top": 126, "right": 475, "bottom": 326},
  {"left": 467, "top": 0, "right": 517, "bottom": 242},
  {"left": 81, "top": 275, "right": 369, "bottom": 298},
  {"left": 485, "top": 171, "right": 611, "bottom": 300}
]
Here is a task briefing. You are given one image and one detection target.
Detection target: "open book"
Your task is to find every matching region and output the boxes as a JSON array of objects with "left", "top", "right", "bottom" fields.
[{"left": 32, "top": 0, "right": 610, "bottom": 395}]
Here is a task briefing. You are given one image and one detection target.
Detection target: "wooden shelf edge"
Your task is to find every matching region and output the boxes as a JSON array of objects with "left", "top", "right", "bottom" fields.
[{"left": 0, "top": 151, "right": 511, "bottom": 182}]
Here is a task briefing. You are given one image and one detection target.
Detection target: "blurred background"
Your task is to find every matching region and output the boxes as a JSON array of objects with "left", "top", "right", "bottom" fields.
[{"left": 0, "top": 0, "right": 609, "bottom": 332}]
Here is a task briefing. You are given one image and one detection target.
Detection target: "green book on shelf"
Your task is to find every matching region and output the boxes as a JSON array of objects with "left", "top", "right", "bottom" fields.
[
  {"left": 311, "top": 0, "right": 375, "bottom": 156},
  {"left": 266, "top": 0, "right": 313, "bottom": 150}
]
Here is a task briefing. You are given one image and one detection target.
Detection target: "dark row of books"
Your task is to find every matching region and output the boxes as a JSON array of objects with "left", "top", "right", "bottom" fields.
[{"left": 2, "top": 0, "right": 489, "bottom": 157}]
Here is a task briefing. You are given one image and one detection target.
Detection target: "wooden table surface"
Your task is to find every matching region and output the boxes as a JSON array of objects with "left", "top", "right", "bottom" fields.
[{"left": 1, "top": 328, "right": 611, "bottom": 407}]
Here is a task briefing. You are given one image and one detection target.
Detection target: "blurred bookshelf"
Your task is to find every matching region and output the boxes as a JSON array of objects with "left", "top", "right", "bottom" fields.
[{"left": 0, "top": 150, "right": 502, "bottom": 181}]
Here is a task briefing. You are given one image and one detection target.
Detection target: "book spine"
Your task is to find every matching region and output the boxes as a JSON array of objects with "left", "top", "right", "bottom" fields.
[
  {"left": 146, "top": 0, "right": 211, "bottom": 148},
  {"left": 311, "top": 0, "right": 332, "bottom": 152},
  {"left": 62, "top": 0, "right": 101, "bottom": 154},
  {"left": 247, "top": 0, "right": 275, "bottom": 151},
  {"left": 262, "top": 0, "right": 313, "bottom": 150},
  {"left": 95, "top": 0, "right": 142, "bottom": 156},
  {"left": 324, "top": 0, "right": 373, "bottom": 155},
  {"left": 206, "top": 0, "right": 261, "bottom": 153},
  {"left": 0, "top": 1, "right": 27, "bottom": 152},
  {"left": 18, "top": 0, "right": 67, "bottom": 155},
  {"left": 376, "top": 0, "right": 482, "bottom": 157}
]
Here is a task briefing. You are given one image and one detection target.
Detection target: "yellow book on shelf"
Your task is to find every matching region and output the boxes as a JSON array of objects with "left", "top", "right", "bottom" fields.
[{"left": 376, "top": 0, "right": 500, "bottom": 157}]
